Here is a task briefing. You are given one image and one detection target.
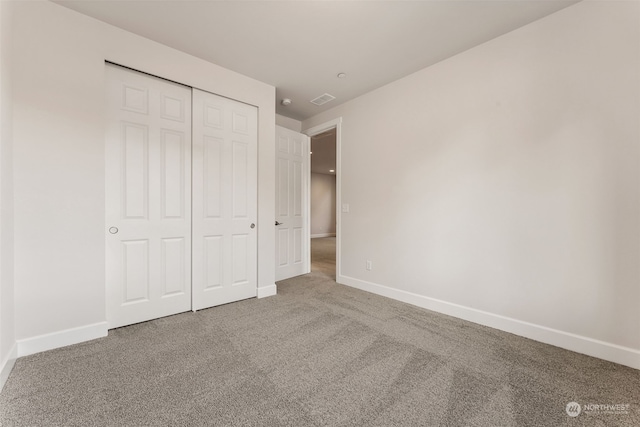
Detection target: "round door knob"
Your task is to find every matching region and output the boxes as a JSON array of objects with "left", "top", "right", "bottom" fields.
[
  {"left": 250, "top": 223, "right": 255, "bottom": 229},
  {"left": 109, "top": 227, "right": 119, "bottom": 234}
]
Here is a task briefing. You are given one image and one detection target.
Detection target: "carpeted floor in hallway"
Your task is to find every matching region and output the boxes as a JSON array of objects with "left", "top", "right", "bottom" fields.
[{"left": 311, "top": 236, "right": 336, "bottom": 280}]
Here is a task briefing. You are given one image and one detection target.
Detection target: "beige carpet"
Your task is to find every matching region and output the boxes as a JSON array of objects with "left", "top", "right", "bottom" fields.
[{"left": 1, "top": 237, "right": 638, "bottom": 426}]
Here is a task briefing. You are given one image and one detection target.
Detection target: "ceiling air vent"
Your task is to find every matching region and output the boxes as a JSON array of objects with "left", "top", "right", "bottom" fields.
[{"left": 310, "top": 93, "right": 336, "bottom": 106}]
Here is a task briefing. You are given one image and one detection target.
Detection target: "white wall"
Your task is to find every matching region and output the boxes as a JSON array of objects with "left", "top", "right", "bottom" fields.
[
  {"left": 303, "top": 1, "right": 640, "bottom": 369},
  {"left": 276, "top": 114, "right": 302, "bottom": 132},
  {"left": 0, "top": 0, "right": 16, "bottom": 389},
  {"left": 11, "top": 1, "right": 275, "bottom": 354},
  {"left": 310, "top": 173, "right": 336, "bottom": 237}
]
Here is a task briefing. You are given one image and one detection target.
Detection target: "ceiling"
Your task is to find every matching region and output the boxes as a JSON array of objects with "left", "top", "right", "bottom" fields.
[
  {"left": 55, "top": 0, "right": 578, "bottom": 121},
  {"left": 311, "top": 129, "right": 336, "bottom": 175}
]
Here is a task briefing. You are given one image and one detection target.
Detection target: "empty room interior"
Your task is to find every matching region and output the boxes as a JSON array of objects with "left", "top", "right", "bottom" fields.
[{"left": 0, "top": 0, "right": 639, "bottom": 425}]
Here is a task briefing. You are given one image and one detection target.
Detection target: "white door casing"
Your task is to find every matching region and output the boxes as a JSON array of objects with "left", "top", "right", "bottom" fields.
[
  {"left": 275, "top": 126, "right": 310, "bottom": 281},
  {"left": 192, "top": 89, "right": 258, "bottom": 310},
  {"left": 105, "top": 64, "right": 192, "bottom": 329}
]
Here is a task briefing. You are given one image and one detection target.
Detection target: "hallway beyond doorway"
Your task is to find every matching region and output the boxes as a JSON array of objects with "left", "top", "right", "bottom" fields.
[{"left": 311, "top": 237, "right": 335, "bottom": 281}]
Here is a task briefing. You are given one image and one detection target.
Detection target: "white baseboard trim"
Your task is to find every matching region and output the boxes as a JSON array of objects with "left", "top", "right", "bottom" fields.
[
  {"left": 257, "top": 284, "right": 277, "bottom": 298},
  {"left": 338, "top": 274, "right": 640, "bottom": 370},
  {"left": 0, "top": 343, "right": 17, "bottom": 392},
  {"left": 17, "top": 322, "right": 109, "bottom": 358},
  {"left": 311, "top": 233, "right": 336, "bottom": 239}
]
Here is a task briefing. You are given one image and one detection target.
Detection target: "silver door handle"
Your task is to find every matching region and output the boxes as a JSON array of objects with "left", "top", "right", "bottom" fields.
[
  {"left": 275, "top": 221, "right": 283, "bottom": 226},
  {"left": 250, "top": 223, "right": 255, "bottom": 229},
  {"left": 109, "top": 227, "right": 119, "bottom": 234}
]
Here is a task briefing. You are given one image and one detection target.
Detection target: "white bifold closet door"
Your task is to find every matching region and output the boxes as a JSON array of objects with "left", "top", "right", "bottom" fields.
[
  {"left": 105, "top": 64, "right": 192, "bottom": 329},
  {"left": 191, "top": 89, "right": 258, "bottom": 311}
]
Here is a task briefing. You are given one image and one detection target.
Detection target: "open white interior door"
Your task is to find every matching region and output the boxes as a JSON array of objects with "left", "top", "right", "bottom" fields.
[
  {"left": 275, "top": 125, "right": 310, "bottom": 281},
  {"left": 191, "top": 89, "right": 258, "bottom": 310}
]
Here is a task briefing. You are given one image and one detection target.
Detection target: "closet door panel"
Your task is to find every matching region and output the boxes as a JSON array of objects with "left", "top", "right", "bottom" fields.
[
  {"left": 106, "top": 64, "right": 192, "bottom": 329},
  {"left": 192, "top": 89, "right": 258, "bottom": 310}
]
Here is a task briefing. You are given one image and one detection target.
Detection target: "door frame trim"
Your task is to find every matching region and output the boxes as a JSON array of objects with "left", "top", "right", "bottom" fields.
[{"left": 304, "top": 117, "right": 342, "bottom": 280}]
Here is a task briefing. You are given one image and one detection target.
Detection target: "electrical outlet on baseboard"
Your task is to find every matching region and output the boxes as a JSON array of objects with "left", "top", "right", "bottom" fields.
[{"left": 366, "top": 260, "right": 372, "bottom": 271}]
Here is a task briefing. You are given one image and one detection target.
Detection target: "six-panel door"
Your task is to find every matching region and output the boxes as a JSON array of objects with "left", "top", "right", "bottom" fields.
[
  {"left": 105, "top": 64, "right": 193, "bottom": 328},
  {"left": 191, "top": 89, "right": 258, "bottom": 310},
  {"left": 275, "top": 126, "right": 310, "bottom": 281}
]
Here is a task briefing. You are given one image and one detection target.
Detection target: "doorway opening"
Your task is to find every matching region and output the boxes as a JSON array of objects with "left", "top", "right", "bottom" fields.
[{"left": 305, "top": 118, "right": 342, "bottom": 282}]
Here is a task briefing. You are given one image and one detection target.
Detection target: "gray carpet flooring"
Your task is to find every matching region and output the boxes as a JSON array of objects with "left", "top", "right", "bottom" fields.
[{"left": 1, "top": 237, "right": 638, "bottom": 426}]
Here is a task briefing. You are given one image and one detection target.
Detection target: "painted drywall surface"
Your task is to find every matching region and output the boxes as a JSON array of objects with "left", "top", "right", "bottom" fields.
[
  {"left": 311, "top": 173, "right": 336, "bottom": 237},
  {"left": 0, "top": 0, "right": 16, "bottom": 376},
  {"left": 304, "top": 1, "right": 640, "bottom": 351},
  {"left": 276, "top": 114, "right": 302, "bottom": 132},
  {"left": 12, "top": 1, "right": 275, "bottom": 341}
]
